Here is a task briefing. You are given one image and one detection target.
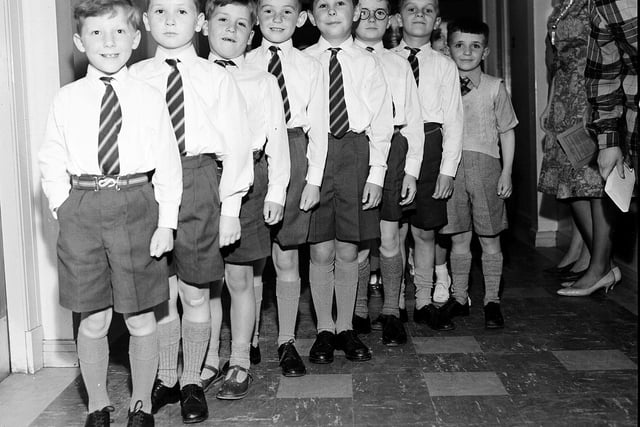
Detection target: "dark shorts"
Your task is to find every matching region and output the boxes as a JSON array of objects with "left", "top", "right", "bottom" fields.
[
  {"left": 272, "top": 127, "right": 312, "bottom": 248},
  {"left": 308, "top": 132, "right": 380, "bottom": 243},
  {"left": 56, "top": 180, "right": 168, "bottom": 314},
  {"left": 172, "top": 155, "right": 224, "bottom": 287},
  {"left": 381, "top": 130, "right": 409, "bottom": 222},
  {"left": 404, "top": 123, "right": 448, "bottom": 231},
  {"left": 440, "top": 151, "right": 508, "bottom": 236},
  {"left": 222, "top": 153, "right": 271, "bottom": 264}
]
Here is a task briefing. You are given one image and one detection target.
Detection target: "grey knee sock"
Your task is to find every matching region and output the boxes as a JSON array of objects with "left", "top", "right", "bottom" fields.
[
  {"left": 157, "top": 317, "right": 180, "bottom": 387},
  {"left": 334, "top": 260, "right": 358, "bottom": 333},
  {"left": 180, "top": 319, "right": 210, "bottom": 386},
  {"left": 354, "top": 259, "right": 370, "bottom": 318},
  {"left": 253, "top": 280, "right": 263, "bottom": 346},
  {"left": 276, "top": 278, "right": 301, "bottom": 346},
  {"left": 380, "top": 252, "right": 402, "bottom": 317},
  {"left": 77, "top": 333, "right": 111, "bottom": 412},
  {"left": 229, "top": 341, "right": 251, "bottom": 370},
  {"left": 450, "top": 252, "right": 473, "bottom": 305},
  {"left": 414, "top": 266, "right": 434, "bottom": 310},
  {"left": 309, "top": 261, "right": 335, "bottom": 333},
  {"left": 482, "top": 252, "right": 503, "bottom": 305},
  {"left": 129, "top": 332, "right": 158, "bottom": 413}
]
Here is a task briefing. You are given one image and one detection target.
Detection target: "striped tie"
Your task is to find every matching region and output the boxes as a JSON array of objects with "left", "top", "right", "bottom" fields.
[
  {"left": 405, "top": 47, "right": 420, "bottom": 87},
  {"left": 98, "top": 77, "right": 121, "bottom": 175},
  {"left": 460, "top": 76, "right": 472, "bottom": 96},
  {"left": 268, "top": 46, "right": 291, "bottom": 123},
  {"left": 328, "top": 48, "right": 349, "bottom": 139},
  {"left": 366, "top": 46, "right": 374, "bottom": 52},
  {"left": 166, "top": 59, "right": 186, "bottom": 155},
  {"left": 214, "top": 59, "right": 236, "bottom": 68}
]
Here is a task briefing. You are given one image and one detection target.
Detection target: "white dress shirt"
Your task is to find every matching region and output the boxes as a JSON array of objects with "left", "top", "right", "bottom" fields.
[
  {"left": 39, "top": 65, "right": 182, "bottom": 229},
  {"left": 355, "top": 39, "right": 424, "bottom": 179},
  {"left": 393, "top": 41, "right": 463, "bottom": 177},
  {"left": 305, "top": 37, "right": 393, "bottom": 187},
  {"left": 208, "top": 53, "right": 291, "bottom": 207},
  {"left": 245, "top": 39, "right": 328, "bottom": 187},
  {"left": 129, "top": 45, "right": 253, "bottom": 217}
]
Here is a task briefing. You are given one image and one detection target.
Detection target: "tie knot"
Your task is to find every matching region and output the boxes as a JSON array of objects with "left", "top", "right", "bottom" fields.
[
  {"left": 329, "top": 47, "right": 341, "bottom": 56},
  {"left": 165, "top": 58, "right": 180, "bottom": 69},
  {"left": 100, "top": 76, "right": 114, "bottom": 85},
  {"left": 214, "top": 59, "right": 236, "bottom": 68},
  {"left": 269, "top": 45, "right": 279, "bottom": 54},
  {"left": 365, "top": 46, "right": 374, "bottom": 52},
  {"left": 405, "top": 47, "right": 420, "bottom": 56}
]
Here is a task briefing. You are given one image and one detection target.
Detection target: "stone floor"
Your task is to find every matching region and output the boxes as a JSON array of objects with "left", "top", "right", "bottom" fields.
[{"left": 13, "top": 237, "right": 640, "bottom": 426}]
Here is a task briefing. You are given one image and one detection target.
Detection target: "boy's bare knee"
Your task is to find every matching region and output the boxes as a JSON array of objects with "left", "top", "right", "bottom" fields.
[
  {"left": 125, "top": 311, "right": 156, "bottom": 336},
  {"left": 185, "top": 295, "right": 207, "bottom": 308},
  {"left": 79, "top": 310, "right": 112, "bottom": 338}
]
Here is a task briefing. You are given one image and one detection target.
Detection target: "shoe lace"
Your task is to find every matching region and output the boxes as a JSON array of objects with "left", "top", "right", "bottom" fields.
[
  {"left": 87, "top": 406, "right": 114, "bottom": 426},
  {"left": 128, "top": 401, "right": 149, "bottom": 427}
]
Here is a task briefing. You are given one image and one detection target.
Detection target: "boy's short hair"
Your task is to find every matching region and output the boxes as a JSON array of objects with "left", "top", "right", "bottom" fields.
[
  {"left": 397, "top": 0, "right": 438, "bottom": 15},
  {"left": 447, "top": 18, "right": 489, "bottom": 46},
  {"left": 310, "top": 0, "right": 359, "bottom": 9},
  {"left": 205, "top": 0, "right": 258, "bottom": 25},
  {"left": 74, "top": 0, "right": 141, "bottom": 33},
  {"left": 146, "top": 0, "right": 202, "bottom": 12}
]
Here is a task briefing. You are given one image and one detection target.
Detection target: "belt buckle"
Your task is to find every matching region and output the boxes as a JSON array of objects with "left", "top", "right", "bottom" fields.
[{"left": 95, "top": 176, "right": 119, "bottom": 191}]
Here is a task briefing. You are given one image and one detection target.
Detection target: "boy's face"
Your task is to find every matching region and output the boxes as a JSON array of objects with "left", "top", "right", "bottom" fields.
[
  {"left": 258, "top": 0, "right": 307, "bottom": 45},
  {"left": 397, "top": 0, "right": 439, "bottom": 40},
  {"left": 73, "top": 7, "right": 141, "bottom": 75},
  {"left": 448, "top": 30, "right": 488, "bottom": 73},
  {"left": 354, "top": 0, "right": 390, "bottom": 44},
  {"left": 308, "top": 0, "right": 360, "bottom": 44},
  {"left": 143, "top": 0, "right": 205, "bottom": 52},
  {"left": 204, "top": 4, "right": 254, "bottom": 60}
]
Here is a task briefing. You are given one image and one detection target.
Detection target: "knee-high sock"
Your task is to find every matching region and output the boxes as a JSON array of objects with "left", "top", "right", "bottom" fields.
[
  {"left": 229, "top": 341, "right": 251, "bottom": 370},
  {"left": 129, "top": 332, "right": 158, "bottom": 412},
  {"left": 253, "top": 279, "right": 263, "bottom": 346},
  {"left": 450, "top": 252, "right": 473, "bottom": 305},
  {"left": 180, "top": 319, "right": 210, "bottom": 386},
  {"left": 482, "top": 252, "right": 503, "bottom": 305},
  {"left": 276, "top": 278, "right": 301, "bottom": 346},
  {"left": 77, "top": 333, "right": 110, "bottom": 412},
  {"left": 156, "top": 317, "right": 180, "bottom": 387},
  {"left": 309, "top": 261, "right": 335, "bottom": 333},
  {"left": 354, "top": 259, "right": 370, "bottom": 318},
  {"left": 335, "top": 260, "right": 358, "bottom": 333},
  {"left": 414, "top": 266, "right": 434, "bottom": 310},
  {"left": 380, "top": 252, "right": 402, "bottom": 317}
]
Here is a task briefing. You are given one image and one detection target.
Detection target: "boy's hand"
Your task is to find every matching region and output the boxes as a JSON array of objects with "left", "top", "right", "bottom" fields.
[
  {"left": 362, "top": 183, "right": 383, "bottom": 210},
  {"left": 597, "top": 146, "right": 625, "bottom": 180},
  {"left": 149, "top": 227, "right": 174, "bottom": 257},
  {"left": 400, "top": 174, "right": 417, "bottom": 206},
  {"left": 264, "top": 201, "right": 284, "bottom": 225},
  {"left": 219, "top": 215, "right": 241, "bottom": 247},
  {"left": 497, "top": 172, "right": 513, "bottom": 199},
  {"left": 432, "top": 174, "right": 454, "bottom": 199},
  {"left": 300, "top": 183, "right": 320, "bottom": 211}
]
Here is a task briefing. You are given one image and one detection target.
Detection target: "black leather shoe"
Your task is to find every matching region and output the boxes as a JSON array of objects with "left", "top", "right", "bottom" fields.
[
  {"left": 216, "top": 365, "right": 252, "bottom": 400},
  {"left": 558, "top": 269, "right": 587, "bottom": 282},
  {"left": 201, "top": 364, "right": 224, "bottom": 392},
  {"left": 335, "top": 330, "right": 372, "bottom": 361},
  {"left": 278, "top": 340, "right": 306, "bottom": 377},
  {"left": 441, "top": 298, "right": 470, "bottom": 319},
  {"left": 127, "top": 401, "right": 154, "bottom": 427},
  {"left": 84, "top": 406, "right": 114, "bottom": 427},
  {"left": 150, "top": 379, "right": 179, "bottom": 414},
  {"left": 250, "top": 344, "right": 261, "bottom": 365},
  {"left": 380, "top": 315, "right": 407, "bottom": 346},
  {"left": 309, "top": 331, "right": 335, "bottom": 364},
  {"left": 399, "top": 308, "right": 408, "bottom": 323},
  {"left": 484, "top": 302, "right": 505, "bottom": 329},
  {"left": 414, "top": 304, "right": 455, "bottom": 331},
  {"left": 180, "top": 384, "right": 208, "bottom": 424},
  {"left": 353, "top": 315, "right": 372, "bottom": 334}
]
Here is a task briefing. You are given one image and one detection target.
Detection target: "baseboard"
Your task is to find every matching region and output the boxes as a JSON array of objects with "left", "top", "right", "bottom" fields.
[{"left": 43, "top": 339, "right": 78, "bottom": 368}]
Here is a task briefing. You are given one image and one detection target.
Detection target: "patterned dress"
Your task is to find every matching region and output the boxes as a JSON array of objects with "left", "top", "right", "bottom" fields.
[{"left": 537, "top": 0, "right": 605, "bottom": 199}]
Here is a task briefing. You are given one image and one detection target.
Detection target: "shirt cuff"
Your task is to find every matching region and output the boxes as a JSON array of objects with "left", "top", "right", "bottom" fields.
[
  {"left": 306, "top": 165, "right": 324, "bottom": 187},
  {"left": 439, "top": 159, "right": 459, "bottom": 178},
  {"left": 265, "top": 185, "right": 287, "bottom": 207},
  {"left": 221, "top": 195, "right": 242, "bottom": 218},
  {"left": 366, "top": 166, "right": 386, "bottom": 187},
  {"left": 404, "top": 159, "right": 421, "bottom": 180},
  {"left": 157, "top": 203, "right": 179, "bottom": 230}
]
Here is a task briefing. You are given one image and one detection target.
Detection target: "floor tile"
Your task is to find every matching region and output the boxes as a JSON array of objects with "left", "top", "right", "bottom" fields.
[
  {"left": 276, "top": 374, "right": 353, "bottom": 398},
  {"left": 423, "top": 372, "right": 508, "bottom": 397},
  {"left": 552, "top": 349, "right": 638, "bottom": 371},
  {"left": 413, "top": 336, "right": 482, "bottom": 354}
]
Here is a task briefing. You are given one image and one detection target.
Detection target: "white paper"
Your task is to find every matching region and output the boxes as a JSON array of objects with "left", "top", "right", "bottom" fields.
[{"left": 605, "top": 164, "right": 635, "bottom": 212}]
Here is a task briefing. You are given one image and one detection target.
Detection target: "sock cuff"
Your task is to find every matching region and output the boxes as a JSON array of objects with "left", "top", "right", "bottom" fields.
[
  {"left": 182, "top": 319, "right": 211, "bottom": 343},
  {"left": 157, "top": 317, "right": 181, "bottom": 343},
  {"left": 309, "top": 261, "right": 334, "bottom": 284},
  {"left": 77, "top": 334, "right": 109, "bottom": 364},
  {"left": 450, "top": 252, "right": 473, "bottom": 273},
  {"left": 129, "top": 332, "right": 158, "bottom": 361},
  {"left": 276, "top": 278, "right": 301, "bottom": 299}
]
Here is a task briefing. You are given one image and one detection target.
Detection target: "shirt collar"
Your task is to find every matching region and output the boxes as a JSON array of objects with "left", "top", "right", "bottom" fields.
[
  {"left": 398, "top": 39, "right": 431, "bottom": 52},
  {"left": 317, "top": 36, "right": 354, "bottom": 52},
  {"left": 154, "top": 44, "right": 199, "bottom": 67},
  {"left": 207, "top": 52, "right": 243, "bottom": 68},
  {"left": 353, "top": 39, "right": 384, "bottom": 53},
  {"left": 262, "top": 38, "right": 294, "bottom": 58},
  {"left": 463, "top": 69, "right": 482, "bottom": 88},
  {"left": 87, "top": 64, "right": 129, "bottom": 86}
]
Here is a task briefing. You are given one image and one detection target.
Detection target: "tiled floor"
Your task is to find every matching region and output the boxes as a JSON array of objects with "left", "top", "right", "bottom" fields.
[{"left": 20, "top": 237, "right": 640, "bottom": 425}]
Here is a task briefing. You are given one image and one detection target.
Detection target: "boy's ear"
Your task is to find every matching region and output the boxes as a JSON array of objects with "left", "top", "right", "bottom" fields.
[
  {"left": 143, "top": 12, "right": 151, "bottom": 32},
  {"left": 394, "top": 13, "right": 403, "bottom": 28},
  {"left": 247, "top": 29, "right": 255, "bottom": 47},
  {"left": 132, "top": 29, "right": 142, "bottom": 50},
  {"left": 202, "top": 20, "right": 209, "bottom": 36},
  {"left": 195, "top": 12, "right": 206, "bottom": 32},
  {"left": 73, "top": 33, "right": 86, "bottom": 53},
  {"left": 482, "top": 46, "right": 490, "bottom": 60},
  {"left": 352, "top": 4, "right": 360, "bottom": 23},
  {"left": 307, "top": 11, "right": 316, "bottom": 27},
  {"left": 297, "top": 10, "right": 308, "bottom": 27}
]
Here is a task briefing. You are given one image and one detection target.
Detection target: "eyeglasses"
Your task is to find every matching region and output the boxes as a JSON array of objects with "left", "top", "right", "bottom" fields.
[{"left": 359, "top": 8, "right": 388, "bottom": 21}]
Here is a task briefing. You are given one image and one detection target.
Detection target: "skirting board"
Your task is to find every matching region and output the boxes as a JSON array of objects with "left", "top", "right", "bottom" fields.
[{"left": 43, "top": 339, "right": 78, "bottom": 368}]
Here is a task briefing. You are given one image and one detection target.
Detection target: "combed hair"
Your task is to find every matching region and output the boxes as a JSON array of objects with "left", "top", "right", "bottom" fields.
[
  {"left": 74, "top": 0, "right": 141, "bottom": 33},
  {"left": 145, "top": 0, "right": 203, "bottom": 12},
  {"left": 205, "top": 0, "right": 258, "bottom": 24},
  {"left": 397, "top": 0, "right": 438, "bottom": 14},
  {"left": 447, "top": 18, "right": 489, "bottom": 46}
]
